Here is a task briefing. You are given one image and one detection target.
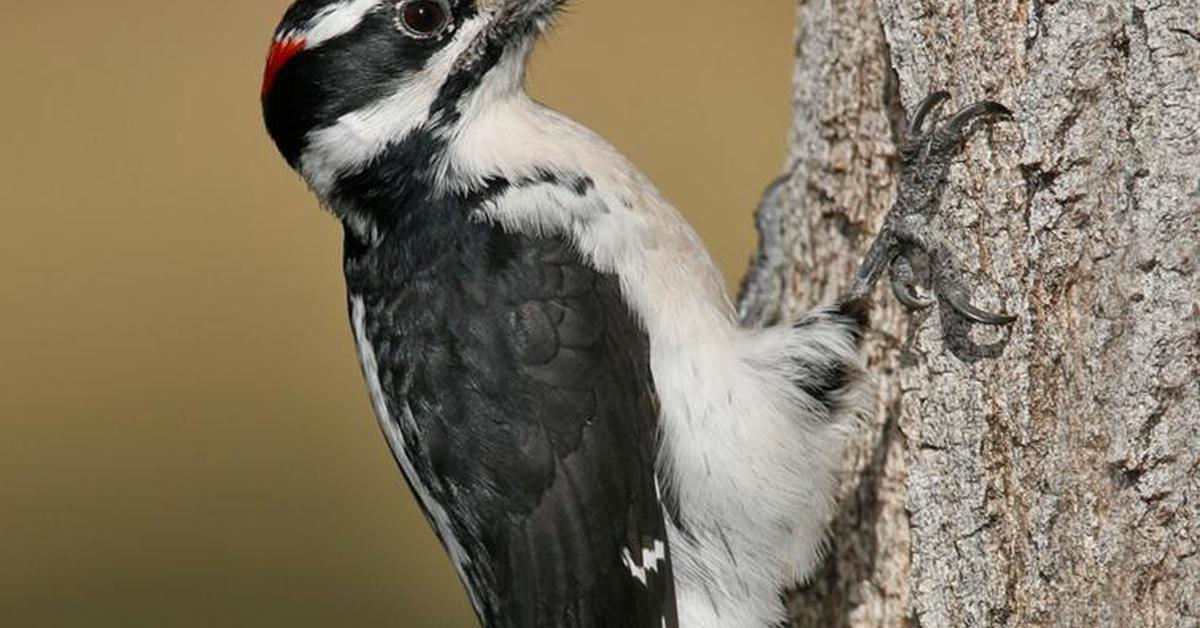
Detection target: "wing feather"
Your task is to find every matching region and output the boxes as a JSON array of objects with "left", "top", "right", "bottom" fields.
[{"left": 352, "top": 225, "right": 677, "bottom": 628}]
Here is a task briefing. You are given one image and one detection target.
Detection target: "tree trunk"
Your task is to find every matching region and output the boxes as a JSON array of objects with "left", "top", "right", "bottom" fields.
[{"left": 737, "top": 1, "right": 1200, "bottom": 626}]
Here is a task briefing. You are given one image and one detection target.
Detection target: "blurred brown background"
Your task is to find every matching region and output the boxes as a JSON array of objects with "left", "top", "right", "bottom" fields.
[{"left": 0, "top": 1, "right": 793, "bottom": 625}]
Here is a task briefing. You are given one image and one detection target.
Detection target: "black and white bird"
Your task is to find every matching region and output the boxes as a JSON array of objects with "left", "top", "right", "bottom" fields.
[{"left": 261, "top": 1, "right": 1013, "bottom": 626}]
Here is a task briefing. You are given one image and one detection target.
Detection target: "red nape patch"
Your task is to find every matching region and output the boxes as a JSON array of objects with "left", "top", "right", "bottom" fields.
[{"left": 262, "top": 37, "right": 306, "bottom": 98}]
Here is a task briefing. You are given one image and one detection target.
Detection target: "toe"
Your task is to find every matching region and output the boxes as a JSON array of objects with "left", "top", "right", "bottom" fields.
[
  {"left": 910, "top": 91, "right": 952, "bottom": 137},
  {"left": 889, "top": 251, "right": 936, "bottom": 310},
  {"left": 943, "top": 290, "right": 1017, "bottom": 326},
  {"left": 942, "top": 100, "right": 1014, "bottom": 137},
  {"left": 892, "top": 278, "right": 937, "bottom": 310}
]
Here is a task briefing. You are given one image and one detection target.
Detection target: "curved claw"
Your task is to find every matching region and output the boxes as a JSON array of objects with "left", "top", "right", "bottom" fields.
[
  {"left": 891, "top": 277, "right": 936, "bottom": 310},
  {"left": 943, "top": 290, "right": 1017, "bottom": 326},
  {"left": 942, "top": 100, "right": 1014, "bottom": 137},
  {"left": 889, "top": 253, "right": 936, "bottom": 310},
  {"left": 910, "top": 91, "right": 951, "bottom": 137}
]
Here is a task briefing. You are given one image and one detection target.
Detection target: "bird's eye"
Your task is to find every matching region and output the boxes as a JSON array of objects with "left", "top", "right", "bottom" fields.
[{"left": 395, "top": 0, "right": 452, "bottom": 39}]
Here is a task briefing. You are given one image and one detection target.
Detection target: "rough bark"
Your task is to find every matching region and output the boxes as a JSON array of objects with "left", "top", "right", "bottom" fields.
[{"left": 737, "top": 1, "right": 1200, "bottom": 626}]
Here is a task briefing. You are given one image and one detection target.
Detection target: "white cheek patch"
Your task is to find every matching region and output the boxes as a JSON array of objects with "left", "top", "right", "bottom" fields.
[{"left": 298, "top": 12, "right": 494, "bottom": 196}]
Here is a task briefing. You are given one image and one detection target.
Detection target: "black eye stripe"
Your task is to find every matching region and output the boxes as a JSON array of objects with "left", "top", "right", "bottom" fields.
[
  {"left": 263, "top": 11, "right": 443, "bottom": 167},
  {"left": 264, "top": 0, "right": 482, "bottom": 167}
]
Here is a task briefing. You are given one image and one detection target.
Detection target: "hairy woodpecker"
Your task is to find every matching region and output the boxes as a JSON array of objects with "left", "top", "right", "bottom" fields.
[{"left": 261, "top": 1, "right": 1014, "bottom": 626}]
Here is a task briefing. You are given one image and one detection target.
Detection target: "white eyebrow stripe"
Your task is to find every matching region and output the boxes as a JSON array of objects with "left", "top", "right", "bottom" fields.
[{"left": 299, "top": 0, "right": 381, "bottom": 47}]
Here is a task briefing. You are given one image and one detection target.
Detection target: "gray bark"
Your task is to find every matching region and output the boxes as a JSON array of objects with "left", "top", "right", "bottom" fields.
[{"left": 737, "top": 1, "right": 1200, "bottom": 626}]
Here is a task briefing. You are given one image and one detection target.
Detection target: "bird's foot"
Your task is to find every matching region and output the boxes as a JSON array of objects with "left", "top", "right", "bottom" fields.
[{"left": 844, "top": 91, "right": 1016, "bottom": 326}]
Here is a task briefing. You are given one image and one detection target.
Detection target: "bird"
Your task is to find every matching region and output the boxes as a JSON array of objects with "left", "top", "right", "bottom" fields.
[{"left": 260, "top": 1, "right": 1014, "bottom": 626}]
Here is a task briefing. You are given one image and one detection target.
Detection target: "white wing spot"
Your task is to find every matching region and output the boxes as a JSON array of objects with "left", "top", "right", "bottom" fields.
[{"left": 621, "top": 539, "right": 667, "bottom": 586}]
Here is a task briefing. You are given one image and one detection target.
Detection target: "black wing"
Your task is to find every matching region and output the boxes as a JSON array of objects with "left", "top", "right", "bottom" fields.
[{"left": 348, "top": 223, "right": 677, "bottom": 628}]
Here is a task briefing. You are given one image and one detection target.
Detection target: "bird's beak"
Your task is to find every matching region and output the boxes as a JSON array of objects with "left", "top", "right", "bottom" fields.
[
  {"left": 472, "top": 0, "right": 566, "bottom": 49},
  {"left": 450, "top": 0, "right": 565, "bottom": 79},
  {"left": 487, "top": 0, "right": 566, "bottom": 36}
]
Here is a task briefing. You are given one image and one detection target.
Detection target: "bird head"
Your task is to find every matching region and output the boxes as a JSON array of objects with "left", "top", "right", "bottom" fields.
[{"left": 261, "top": 0, "right": 564, "bottom": 183}]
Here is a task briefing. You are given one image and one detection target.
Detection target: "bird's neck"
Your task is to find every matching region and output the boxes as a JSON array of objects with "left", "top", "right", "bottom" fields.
[{"left": 334, "top": 147, "right": 510, "bottom": 297}]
